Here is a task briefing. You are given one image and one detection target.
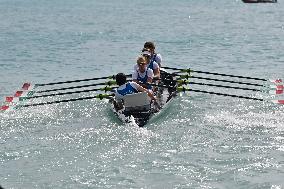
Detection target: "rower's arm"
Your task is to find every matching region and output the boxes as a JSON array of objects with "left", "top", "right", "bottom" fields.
[
  {"left": 133, "top": 80, "right": 149, "bottom": 90},
  {"left": 153, "top": 68, "right": 160, "bottom": 79},
  {"left": 147, "top": 77, "right": 153, "bottom": 83},
  {"left": 137, "top": 85, "right": 156, "bottom": 101}
]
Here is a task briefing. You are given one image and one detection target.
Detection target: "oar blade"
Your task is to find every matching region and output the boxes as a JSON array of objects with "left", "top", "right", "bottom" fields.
[
  {"left": 269, "top": 79, "right": 282, "bottom": 84},
  {"left": 21, "top": 82, "right": 32, "bottom": 90},
  {"left": 269, "top": 89, "right": 283, "bottom": 95},
  {"left": 270, "top": 85, "right": 283, "bottom": 89},
  {"left": 0, "top": 105, "right": 9, "bottom": 111},
  {"left": 14, "top": 91, "right": 24, "bottom": 97},
  {"left": 2, "top": 82, "right": 35, "bottom": 106},
  {"left": 5, "top": 97, "right": 14, "bottom": 103},
  {"left": 5, "top": 96, "right": 20, "bottom": 103},
  {"left": 271, "top": 100, "right": 284, "bottom": 104}
]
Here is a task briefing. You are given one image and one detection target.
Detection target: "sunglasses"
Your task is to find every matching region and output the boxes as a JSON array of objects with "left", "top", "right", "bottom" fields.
[
  {"left": 142, "top": 54, "right": 151, "bottom": 58},
  {"left": 137, "top": 63, "right": 146, "bottom": 66}
]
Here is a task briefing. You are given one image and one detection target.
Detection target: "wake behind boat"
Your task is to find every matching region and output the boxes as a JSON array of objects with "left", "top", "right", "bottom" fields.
[{"left": 109, "top": 71, "right": 178, "bottom": 127}]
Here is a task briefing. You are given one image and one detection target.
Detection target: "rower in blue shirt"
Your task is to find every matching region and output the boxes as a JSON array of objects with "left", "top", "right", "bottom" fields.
[
  {"left": 144, "top": 41, "right": 162, "bottom": 67},
  {"left": 133, "top": 49, "right": 160, "bottom": 79},
  {"left": 142, "top": 48, "right": 160, "bottom": 79},
  {"left": 132, "top": 56, "right": 154, "bottom": 90},
  {"left": 114, "top": 72, "right": 155, "bottom": 110}
]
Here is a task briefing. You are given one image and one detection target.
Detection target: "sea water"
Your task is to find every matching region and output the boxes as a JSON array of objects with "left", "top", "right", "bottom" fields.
[{"left": 0, "top": 0, "right": 284, "bottom": 188}]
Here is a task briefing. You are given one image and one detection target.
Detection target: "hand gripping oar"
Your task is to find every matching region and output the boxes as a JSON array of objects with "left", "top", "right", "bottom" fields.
[{"left": 162, "top": 66, "right": 282, "bottom": 83}]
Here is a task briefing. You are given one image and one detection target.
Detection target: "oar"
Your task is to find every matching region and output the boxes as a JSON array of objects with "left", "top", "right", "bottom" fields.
[
  {"left": 156, "top": 77, "right": 264, "bottom": 92},
  {"left": 177, "top": 80, "right": 261, "bottom": 92},
  {"left": 4, "top": 80, "right": 118, "bottom": 103},
  {"left": 162, "top": 66, "right": 282, "bottom": 83},
  {"left": 36, "top": 75, "right": 116, "bottom": 87},
  {"left": 176, "top": 87, "right": 284, "bottom": 104},
  {"left": 176, "top": 74, "right": 264, "bottom": 87},
  {"left": 34, "top": 74, "right": 131, "bottom": 87},
  {"left": 150, "top": 81, "right": 284, "bottom": 104},
  {"left": 19, "top": 86, "right": 115, "bottom": 101},
  {"left": 1, "top": 74, "right": 120, "bottom": 111},
  {"left": 4, "top": 74, "right": 128, "bottom": 101},
  {"left": 19, "top": 93, "right": 114, "bottom": 108},
  {"left": 177, "top": 87, "right": 263, "bottom": 101},
  {"left": 32, "top": 80, "right": 117, "bottom": 94},
  {"left": 3, "top": 75, "right": 119, "bottom": 102}
]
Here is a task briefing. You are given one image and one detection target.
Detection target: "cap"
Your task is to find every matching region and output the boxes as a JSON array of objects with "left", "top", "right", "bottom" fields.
[{"left": 142, "top": 50, "right": 151, "bottom": 57}]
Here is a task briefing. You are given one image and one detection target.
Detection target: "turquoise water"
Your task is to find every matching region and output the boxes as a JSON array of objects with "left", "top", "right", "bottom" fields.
[{"left": 1, "top": 0, "right": 284, "bottom": 188}]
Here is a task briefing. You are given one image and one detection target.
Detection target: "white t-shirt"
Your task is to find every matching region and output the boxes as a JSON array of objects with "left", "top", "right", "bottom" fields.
[
  {"left": 115, "top": 82, "right": 140, "bottom": 101},
  {"left": 132, "top": 68, "right": 154, "bottom": 81},
  {"left": 133, "top": 61, "right": 159, "bottom": 72},
  {"left": 153, "top": 53, "right": 162, "bottom": 66}
]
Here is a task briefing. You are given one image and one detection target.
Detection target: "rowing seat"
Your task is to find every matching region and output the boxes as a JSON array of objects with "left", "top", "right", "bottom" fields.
[{"left": 123, "top": 92, "right": 151, "bottom": 112}]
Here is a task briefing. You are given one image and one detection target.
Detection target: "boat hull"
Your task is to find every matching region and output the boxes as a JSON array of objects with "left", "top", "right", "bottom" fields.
[{"left": 110, "top": 71, "right": 177, "bottom": 127}]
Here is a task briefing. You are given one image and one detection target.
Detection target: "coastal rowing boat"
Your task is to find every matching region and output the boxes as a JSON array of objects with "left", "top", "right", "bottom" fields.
[
  {"left": 110, "top": 71, "right": 178, "bottom": 127},
  {"left": 1, "top": 66, "right": 283, "bottom": 114}
]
